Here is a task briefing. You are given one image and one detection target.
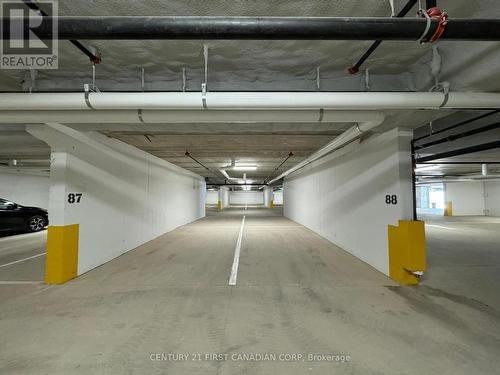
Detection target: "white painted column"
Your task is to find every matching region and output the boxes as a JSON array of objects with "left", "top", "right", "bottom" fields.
[
  {"left": 283, "top": 128, "right": 413, "bottom": 276},
  {"left": 27, "top": 123, "right": 206, "bottom": 276},
  {"left": 218, "top": 186, "right": 230, "bottom": 209},
  {"left": 263, "top": 186, "right": 274, "bottom": 208}
]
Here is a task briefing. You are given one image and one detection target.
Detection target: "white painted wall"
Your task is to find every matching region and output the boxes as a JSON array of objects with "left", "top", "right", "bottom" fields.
[
  {"left": 284, "top": 128, "right": 413, "bottom": 276},
  {"left": 28, "top": 123, "right": 205, "bottom": 275},
  {"left": 205, "top": 190, "right": 219, "bottom": 205},
  {"left": 445, "top": 181, "right": 486, "bottom": 216},
  {"left": 0, "top": 170, "right": 50, "bottom": 209},
  {"left": 274, "top": 191, "right": 283, "bottom": 205},
  {"left": 230, "top": 191, "right": 264, "bottom": 205},
  {"left": 484, "top": 181, "right": 500, "bottom": 217}
]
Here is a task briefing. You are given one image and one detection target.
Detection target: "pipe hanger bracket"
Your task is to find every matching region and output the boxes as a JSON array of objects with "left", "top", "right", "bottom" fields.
[{"left": 419, "top": 7, "right": 449, "bottom": 44}]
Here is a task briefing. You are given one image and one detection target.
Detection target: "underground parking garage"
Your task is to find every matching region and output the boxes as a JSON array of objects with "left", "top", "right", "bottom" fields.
[{"left": 1, "top": 0, "right": 500, "bottom": 373}]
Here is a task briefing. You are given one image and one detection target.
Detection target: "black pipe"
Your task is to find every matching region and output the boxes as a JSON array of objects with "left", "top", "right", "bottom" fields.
[
  {"left": 264, "top": 152, "right": 293, "bottom": 183},
  {"left": 21, "top": 1, "right": 100, "bottom": 63},
  {"left": 4, "top": 16, "right": 500, "bottom": 41},
  {"left": 348, "top": 0, "right": 418, "bottom": 74},
  {"left": 411, "top": 141, "right": 418, "bottom": 220},
  {"left": 416, "top": 140, "right": 500, "bottom": 163},
  {"left": 414, "top": 110, "right": 500, "bottom": 143},
  {"left": 185, "top": 151, "right": 211, "bottom": 171},
  {"left": 426, "top": 0, "right": 437, "bottom": 8},
  {"left": 416, "top": 121, "right": 500, "bottom": 150}
]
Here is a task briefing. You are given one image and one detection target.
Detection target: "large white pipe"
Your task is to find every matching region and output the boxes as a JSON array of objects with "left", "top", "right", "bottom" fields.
[
  {"left": 268, "top": 115, "right": 385, "bottom": 184},
  {"left": 0, "top": 109, "right": 384, "bottom": 124},
  {"left": 1, "top": 92, "right": 500, "bottom": 112}
]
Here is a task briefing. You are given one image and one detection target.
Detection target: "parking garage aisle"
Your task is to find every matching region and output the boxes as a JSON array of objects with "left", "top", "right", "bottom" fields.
[{"left": 0, "top": 208, "right": 500, "bottom": 375}]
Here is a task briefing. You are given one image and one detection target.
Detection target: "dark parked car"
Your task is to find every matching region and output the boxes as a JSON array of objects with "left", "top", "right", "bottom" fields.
[{"left": 0, "top": 198, "right": 48, "bottom": 232}]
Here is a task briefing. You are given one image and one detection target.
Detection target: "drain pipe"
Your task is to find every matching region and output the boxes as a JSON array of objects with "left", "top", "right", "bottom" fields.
[{"left": 267, "top": 114, "right": 385, "bottom": 184}]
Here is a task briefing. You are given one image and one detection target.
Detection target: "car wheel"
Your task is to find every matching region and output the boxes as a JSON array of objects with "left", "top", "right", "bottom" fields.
[{"left": 28, "top": 215, "right": 46, "bottom": 232}]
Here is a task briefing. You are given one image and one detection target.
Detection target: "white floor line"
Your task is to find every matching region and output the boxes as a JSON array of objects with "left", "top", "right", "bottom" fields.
[
  {"left": 426, "top": 224, "right": 456, "bottom": 231},
  {"left": 0, "top": 252, "right": 46, "bottom": 268},
  {"left": 0, "top": 280, "right": 44, "bottom": 285},
  {"left": 229, "top": 215, "right": 246, "bottom": 286}
]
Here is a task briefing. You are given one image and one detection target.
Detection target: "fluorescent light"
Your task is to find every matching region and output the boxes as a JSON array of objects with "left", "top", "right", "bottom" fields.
[
  {"left": 233, "top": 166, "right": 257, "bottom": 171},
  {"left": 415, "top": 165, "right": 440, "bottom": 172}
]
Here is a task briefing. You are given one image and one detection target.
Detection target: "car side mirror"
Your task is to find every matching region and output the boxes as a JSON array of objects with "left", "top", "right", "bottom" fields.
[{"left": 6, "top": 203, "right": 17, "bottom": 210}]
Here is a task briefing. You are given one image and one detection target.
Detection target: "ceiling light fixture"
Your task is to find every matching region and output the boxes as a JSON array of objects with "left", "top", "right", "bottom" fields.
[
  {"left": 233, "top": 166, "right": 257, "bottom": 171},
  {"left": 415, "top": 165, "right": 440, "bottom": 172}
]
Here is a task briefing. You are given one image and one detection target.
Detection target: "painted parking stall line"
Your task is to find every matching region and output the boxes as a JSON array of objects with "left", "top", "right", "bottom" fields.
[
  {"left": 228, "top": 215, "right": 246, "bottom": 286},
  {"left": 426, "top": 224, "right": 456, "bottom": 231},
  {"left": 0, "top": 253, "right": 46, "bottom": 268}
]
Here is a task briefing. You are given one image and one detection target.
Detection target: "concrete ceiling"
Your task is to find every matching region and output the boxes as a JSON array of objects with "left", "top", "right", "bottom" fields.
[
  {"left": 1, "top": 0, "right": 500, "bottom": 184},
  {"left": 1, "top": 0, "right": 500, "bottom": 92},
  {"left": 103, "top": 131, "right": 344, "bottom": 182}
]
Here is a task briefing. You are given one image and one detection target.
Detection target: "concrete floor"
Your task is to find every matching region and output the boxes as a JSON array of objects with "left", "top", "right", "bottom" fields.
[
  {"left": 421, "top": 215, "right": 500, "bottom": 311},
  {"left": 0, "top": 208, "right": 499, "bottom": 374}
]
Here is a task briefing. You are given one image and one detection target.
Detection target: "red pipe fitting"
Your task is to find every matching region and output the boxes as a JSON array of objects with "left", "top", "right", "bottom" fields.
[{"left": 424, "top": 7, "right": 448, "bottom": 43}]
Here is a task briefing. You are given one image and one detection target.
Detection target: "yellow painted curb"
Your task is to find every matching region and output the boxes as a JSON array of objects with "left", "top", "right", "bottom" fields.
[{"left": 45, "top": 224, "right": 79, "bottom": 284}]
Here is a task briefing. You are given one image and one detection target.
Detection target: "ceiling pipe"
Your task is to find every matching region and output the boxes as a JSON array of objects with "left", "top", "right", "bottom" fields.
[
  {"left": 219, "top": 168, "right": 250, "bottom": 184},
  {"left": 414, "top": 110, "right": 500, "bottom": 142},
  {"left": 1, "top": 92, "right": 500, "bottom": 113},
  {"left": 268, "top": 115, "right": 386, "bottom": 184},
  {"left": 0, "top": 109, "right": 382, "bottom": 124},
  {"left": 5, "top": 16, "right": 500, "bottom": 41},
  {"left": 348, "top": 0, "right": 419, "bottom": 74},
  {"left": 21, "top": 1, "right": 101, "bottom": 64},
  {"left": 416, "top": 140, "right": 500, "bottom": 163}
]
